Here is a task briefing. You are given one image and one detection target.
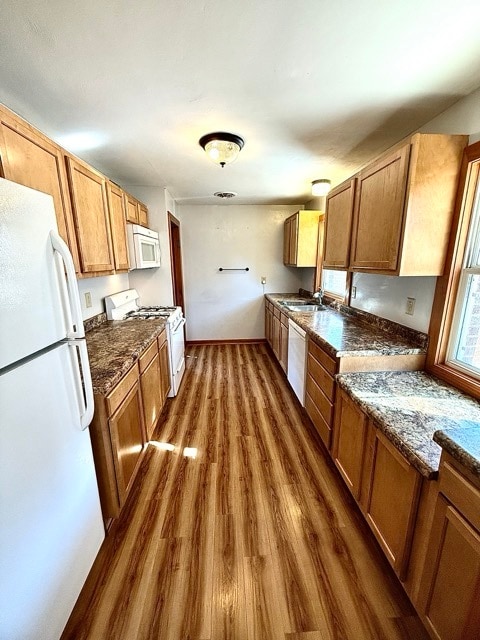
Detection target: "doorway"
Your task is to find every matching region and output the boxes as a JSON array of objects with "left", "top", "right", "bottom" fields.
[{"left": 168, "top": 213, "right": 185, "bottom": 312}]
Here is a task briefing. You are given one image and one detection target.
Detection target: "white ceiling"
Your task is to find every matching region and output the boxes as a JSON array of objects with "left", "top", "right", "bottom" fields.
[{"left": 1, "top": 0, "right": 480, "bottom": 205}]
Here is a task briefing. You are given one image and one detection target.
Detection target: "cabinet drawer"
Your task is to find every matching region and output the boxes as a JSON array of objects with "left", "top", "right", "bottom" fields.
[
  {"left": 280, "top": 311, "right": 289, "bottom": 328},
  {"left": 305, "top": 373, "right": 334, "bottom": 425},
  {"left": 305, "top": 392, "right": 332, "bottom": 449},
  {"left": 307, "top": 352, "right": 335, "bottom": 400},
  {"left": 273, "top": 307, "right": 281, "bottom": 319},
  {"left": 439, "top": 460, "right": 480, "bottom": 532},
  {"left": 308, "top": 339, "right": 336, "bottom": 375},
  {"left": 106, "top": 363, "right": 138, "bottom": 415},
  {"left": 139, "top": 341, "right": 158, "bottom": 373}
]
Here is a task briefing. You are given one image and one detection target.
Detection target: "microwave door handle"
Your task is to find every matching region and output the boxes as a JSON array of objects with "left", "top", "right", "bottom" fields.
[{"left": 50, "top": 230, "right": 84, "bottom": 339}]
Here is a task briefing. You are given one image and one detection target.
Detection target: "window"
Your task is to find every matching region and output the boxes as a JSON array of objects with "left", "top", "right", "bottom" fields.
[
  {"left": 322, "top": 268, "right": 348, "bottom": 300},
  {"left": 427, "top": 141, "right": 480, "bottom": 398}
]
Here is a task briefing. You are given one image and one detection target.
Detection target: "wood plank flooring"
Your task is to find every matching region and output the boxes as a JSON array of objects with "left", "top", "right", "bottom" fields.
[{"left": 63, "top": 343, "right": 430, "bottom": 640}]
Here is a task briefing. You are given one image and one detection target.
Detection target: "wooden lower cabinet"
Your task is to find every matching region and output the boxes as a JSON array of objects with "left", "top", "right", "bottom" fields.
[
  {"left": 305, "top": 337, "right": 336, "bottom": 448},
  {"left": 279, "top": 317, "right": 288, "bottom": 372},
  {"left": 362, "top": 427, "right": 422, "bottom": 579},
  {"left": 264, "top": 302, "right": 289, "bottom": 372},
  {"left": 158, "top": 331, "right": 171, "bottom": 401},
  {"left": 418, "top": 456, "right": 480, "bottom": 639},
  {"left": 108, "top": 380, "right": 145, "bottom": 502},
  {"left": 140, "top": 343, "right": 163, "bottom": 442},
  {"left": 90, "top": 334, "right": 171, "bottom": 524},
  {"left": 332, "top": 389, "right": 368, "bottom": 500}
]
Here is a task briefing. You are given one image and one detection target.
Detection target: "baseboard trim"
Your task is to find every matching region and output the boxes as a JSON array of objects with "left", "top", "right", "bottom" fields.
[{"left": 186, "top": 338, "right": 267, "bottom": 346}]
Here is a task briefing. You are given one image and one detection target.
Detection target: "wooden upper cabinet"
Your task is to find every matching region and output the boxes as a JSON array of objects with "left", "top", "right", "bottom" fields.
[
  {"left": 350, "top": 144, "right": 411, "bottom": 272},
  {"left": 65, "top": 155, "right": 114, "bottom": 274},
  {"left": 106, "top": 182, "right": 129, "bottom": 271},
  {"left": 284, "top": 210, "right": 320, "bottom": 267},
  {"left": 323, "top": 178, "right": 356, "bottom": 270},
  {"left": 138, "top": 202, "right": 148, "bottom": 227},
  {"left": 125, "top": 192, "right": 139, "bottom": 223},
  {"left": 349, "top": 133, "right": 468, "bottom": 276},
  {"left": 0, "top": 105, "right": 80, "bottom": 272}
]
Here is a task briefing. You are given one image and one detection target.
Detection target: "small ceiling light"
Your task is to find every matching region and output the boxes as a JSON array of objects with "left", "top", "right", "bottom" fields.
[
  {"left": 214, "top": 191, "right": 237, "bottom": 199},
  {"left": 311, "top": 179, "right": 332, "bottom": 196},
  {"left": 199, "top": 132, "right": 245, "bottom": 168}
]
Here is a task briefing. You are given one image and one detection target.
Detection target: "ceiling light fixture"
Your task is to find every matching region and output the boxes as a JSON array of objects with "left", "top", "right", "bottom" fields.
[
  {"left": 199, "top": 132, "right": 245, "bottom": 168},
  {"left": 214, "top": 191, "right": 237, "bottom": 199},
  {"left": 311, "top": 179, "right": 332, "bottom": 196}
]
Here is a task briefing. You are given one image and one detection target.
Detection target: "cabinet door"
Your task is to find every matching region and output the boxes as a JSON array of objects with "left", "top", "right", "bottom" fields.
[
  {"left": 109, "top": 381, "right": 145, "bottom": 504},
  {"left": 125, "top": 192, "right": 139, "bottom": 223},
  {"left": 418, "top": 497, "right": 480, "bottom": 640},
  {"left": 289, "top": 215, "right": 298, "bottom": 264},
  {"left": 363, "top": 430, "right": 422, "bottom": 579},
  {"left": 141, "top": 352, "right": 162, "bottom": 441},
  {"left": 158, "top": 336, "right": 171, "bottom": 402},
  {"left": 323, "top": 178, "right": 355, "bottom": 269},
  {"left": 106, "top": 182, "right": 129, "bottom": 271},
  {"left": 0, "top": 111, "right": 80, "bottom": 272},
  {"left": 272, "top": 314, "right": 281, "bottom": 360},
  {"left": 265, "top": 306, "right": 271, "bottom": 344},
  {"left": 332, "top": 390, "right": 368, "bottom": 500},
  {"left": 350, "top": 144, "right": 410, "bottom": 271},
  {"left": 66, "top": 156, "right": 114, "bottom": 273},
  {"left": 279, "top": 318, "right": 288, "bottom": 373},
  {"left": 283, "top": 217, "right": 292, "bottom": 265},
  {"left": 138, "top": 202, "right": 148, "bottom": 227}
]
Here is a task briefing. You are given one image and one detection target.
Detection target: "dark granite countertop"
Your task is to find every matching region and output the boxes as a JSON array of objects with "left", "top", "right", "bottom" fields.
[
  {"left": 86, "top": 319, "right": 167, "bottom": 395},
  {"left": 336, "top": 371, "right": 480, "bottom": 478},
  {"left": 266, "top": 293, "right": 427, "bottom": 359},
  {"left": 434, "top": 426, "right": 480, "bottom": 478}
]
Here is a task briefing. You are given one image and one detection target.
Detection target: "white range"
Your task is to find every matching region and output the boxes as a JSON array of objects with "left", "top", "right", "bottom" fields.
[{"left": 105, "top": 289, "right": 186, "bottom": 397}]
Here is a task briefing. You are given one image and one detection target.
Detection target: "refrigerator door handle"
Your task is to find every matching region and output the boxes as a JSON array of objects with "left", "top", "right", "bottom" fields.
[
  {"left": 69, "top": 340, "right": 95, "bottom": 430},
  {"left": 50, "top": 230, "right": 85, "bottom": 339}
]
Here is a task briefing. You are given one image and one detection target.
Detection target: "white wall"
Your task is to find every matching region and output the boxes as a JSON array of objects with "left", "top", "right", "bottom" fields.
[
  {"left": 350, "top": 88, "right": 480, "bottom": 332},
  {"left": 176, "top": 204, "right": 307, "bottom": 341},
  {"left": 127, "top": 187, "right": 175, "bottom": 306},
  {"left": 78, "top": 273, "right": 129, "bottom": 320},
  {"left": 351, "top": 273, "right": 437, "bottom": 333}
]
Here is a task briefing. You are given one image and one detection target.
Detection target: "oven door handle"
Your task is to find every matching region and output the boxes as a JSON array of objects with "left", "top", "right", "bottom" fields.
[{"left": 171, "top": 317, "right": 186, "bottom": 333}]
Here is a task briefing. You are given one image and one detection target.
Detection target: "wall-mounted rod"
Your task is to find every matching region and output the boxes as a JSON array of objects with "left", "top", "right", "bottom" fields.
[{"left": 218, "top": 267, "right": 250, "bottom": 272}]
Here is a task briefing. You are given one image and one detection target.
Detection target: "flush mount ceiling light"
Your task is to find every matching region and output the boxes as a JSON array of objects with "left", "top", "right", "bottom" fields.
[
  {"left": 311, "top": 179, "right": 332, "bottom": 196},
  {"left": 199, "top": 132, "right": 245, "bottom": 168}
]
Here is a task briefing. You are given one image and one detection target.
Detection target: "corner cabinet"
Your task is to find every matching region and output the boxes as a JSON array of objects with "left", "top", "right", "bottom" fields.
[
  {"left": 284, "top": 210, "right": 321, "bottom": 267},
  {"left": 65, "top": 155, "right": 115, "bottom": 275},
  {"left": 0, "top": 104, "right": 80, "bottom": 272},
  {"left": 323, "top": 133, "right": 468, "bottom": 276}
]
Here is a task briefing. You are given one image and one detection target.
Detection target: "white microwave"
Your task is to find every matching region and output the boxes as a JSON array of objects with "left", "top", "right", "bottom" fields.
[{"left": 127, "top": 223, "right": 161, "bottom": 269}]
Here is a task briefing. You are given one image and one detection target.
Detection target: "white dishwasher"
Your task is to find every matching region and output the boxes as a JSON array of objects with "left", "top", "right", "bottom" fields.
[{"left": 287, "top": 319, "right": 307, "bottom": 406}]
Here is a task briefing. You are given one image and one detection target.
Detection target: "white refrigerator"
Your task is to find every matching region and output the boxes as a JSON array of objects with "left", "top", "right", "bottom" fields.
[{"left": 0, "top": 178, "right": 105, "bottom": 639}]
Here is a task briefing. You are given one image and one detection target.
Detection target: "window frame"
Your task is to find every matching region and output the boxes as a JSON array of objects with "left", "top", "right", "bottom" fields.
[{"left": 427, "top": 141, "right": 480, "bottom": 398}]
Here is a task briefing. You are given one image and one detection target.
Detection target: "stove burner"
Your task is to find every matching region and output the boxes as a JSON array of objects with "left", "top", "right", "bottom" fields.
[{"left": 139, "top": 306, "right": 177, "bottom": 313}]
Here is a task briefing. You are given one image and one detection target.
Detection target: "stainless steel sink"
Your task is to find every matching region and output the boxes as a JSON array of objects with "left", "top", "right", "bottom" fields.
[{"left": 284, "top": 304, "right": 326, "bottom": 312}]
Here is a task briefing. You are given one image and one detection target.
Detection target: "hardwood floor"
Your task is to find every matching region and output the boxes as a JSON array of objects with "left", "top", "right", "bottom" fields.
[{"left": 63, "top": 344, "right": 429, "bottom": 639}]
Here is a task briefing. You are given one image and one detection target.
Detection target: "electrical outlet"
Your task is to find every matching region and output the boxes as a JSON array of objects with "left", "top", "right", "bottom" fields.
[
  {"left": 261, "top": 276, "right": 266, "bottom": 285},
  {"left": 85, "top": 292, "right": 92, "bottom": 308},
  {"left": 351, "top": 286, "right": 357, "bottom": 299},
  {"left": 405, "top": 297, "right": 415, "bottom": 316}
]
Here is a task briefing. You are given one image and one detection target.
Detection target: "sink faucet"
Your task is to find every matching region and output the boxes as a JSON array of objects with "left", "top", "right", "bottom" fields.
[{"left": 312, "top": 288, "right": 323, "bottom": 303}]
